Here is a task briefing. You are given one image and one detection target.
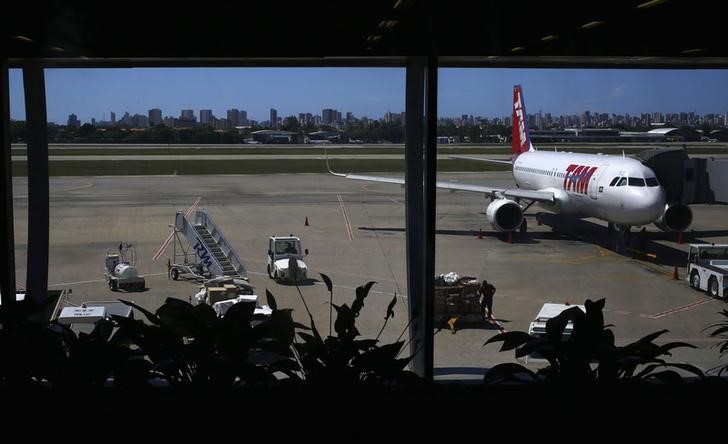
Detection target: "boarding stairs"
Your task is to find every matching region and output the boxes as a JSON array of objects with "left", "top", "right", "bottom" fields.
[{"left": 174, "top": 209, "right": 248, "bottom": 279}]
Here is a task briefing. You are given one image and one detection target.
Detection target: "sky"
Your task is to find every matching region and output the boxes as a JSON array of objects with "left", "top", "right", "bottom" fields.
[{"left": 8, "top": 67, "right": 728, "bottom": 125}]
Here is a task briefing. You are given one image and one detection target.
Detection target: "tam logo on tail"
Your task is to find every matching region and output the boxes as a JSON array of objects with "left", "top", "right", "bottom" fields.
[{"left": 512, "top": 85, "right": 534, "bottom": 155}]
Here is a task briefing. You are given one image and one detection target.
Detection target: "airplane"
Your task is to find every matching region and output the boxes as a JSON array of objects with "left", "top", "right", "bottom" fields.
[{"left": 324, "top": 85, "right": 693, "bottom": 241}]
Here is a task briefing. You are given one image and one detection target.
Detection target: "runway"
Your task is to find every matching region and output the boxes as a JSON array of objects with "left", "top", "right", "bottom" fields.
[{"left": 11, "top": 171, "right": 728, "bottom": 378}]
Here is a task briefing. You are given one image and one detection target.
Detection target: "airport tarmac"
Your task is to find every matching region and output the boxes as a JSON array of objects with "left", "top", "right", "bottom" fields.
[{"left": 11, "top": 172, "right": 728, "bottom": 379}]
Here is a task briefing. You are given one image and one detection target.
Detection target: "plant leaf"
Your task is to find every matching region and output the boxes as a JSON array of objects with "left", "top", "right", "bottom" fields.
[
  {"left": 385, "top": 294, "right": 397, "bottom": 320},
  {"left": 266, "top": 288, "right": 278, "bottom": 311},
  {"left": 119, "top": 299, "right": 161, "bottom": 325},
  {"left": 483, "top": 331, "right": 531, "bottom": 351},
  {"left": 483, "top": 362, "right": 539, "bottom": 385},
  {"left": 320, "top": 273, "right": 333, "bottom": 293}
]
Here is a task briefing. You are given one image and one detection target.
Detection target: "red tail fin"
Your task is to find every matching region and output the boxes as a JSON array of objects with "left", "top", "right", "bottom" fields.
[{"left": 511, "top": 85, "right": 534, "bottom": 155}]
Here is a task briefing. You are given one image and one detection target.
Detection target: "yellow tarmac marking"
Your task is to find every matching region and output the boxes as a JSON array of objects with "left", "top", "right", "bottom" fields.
[{"left": 637, "top": 261, "right": 673, "bottom": 278}]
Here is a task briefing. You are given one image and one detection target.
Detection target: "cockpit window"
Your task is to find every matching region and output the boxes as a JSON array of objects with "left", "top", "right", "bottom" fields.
[
  {"left": 645, "top": 177, "right": 659, "bottom": 187},
  {"left": 609, "top": 177, "right": 620, "bottom": 186},
  {"left": 616, "top": 177, "right": 627, "bottom": 186},
  {"left": 628, "top": 177, "right": 645, "bottom": 187}
]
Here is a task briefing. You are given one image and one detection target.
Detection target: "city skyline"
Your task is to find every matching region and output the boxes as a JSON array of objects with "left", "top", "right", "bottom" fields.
[{"left": 8, "top": 67, "right": 728, "bottom": 125}]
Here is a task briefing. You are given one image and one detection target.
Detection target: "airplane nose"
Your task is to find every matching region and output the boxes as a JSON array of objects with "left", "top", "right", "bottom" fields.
[
  {"left": 642, "top": 187, "right": 666, "bottom": 220},
  {"left": 624, "top": 187, "right": 665, "bottom": 224}
]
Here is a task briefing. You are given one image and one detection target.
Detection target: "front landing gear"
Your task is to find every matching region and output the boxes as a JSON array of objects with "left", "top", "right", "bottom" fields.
[{"left": 611, "top": 224, "right": 631, "bottom": 253}]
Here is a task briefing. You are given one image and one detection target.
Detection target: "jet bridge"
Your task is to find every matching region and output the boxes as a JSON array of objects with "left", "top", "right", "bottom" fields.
[
  {"left": 173, "top": 209, "right": 247, "bottom": 279},
  {"left": 636, "top": 146, "right": 728, "bottom": 204}
]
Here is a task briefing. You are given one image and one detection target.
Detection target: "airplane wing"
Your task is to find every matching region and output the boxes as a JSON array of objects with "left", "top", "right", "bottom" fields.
[
  {"left": 449, "top": 155, "right": 512, "bottom": 165},
  {"left": 324, "top": 150, "right": 554, "bottom": 203}
]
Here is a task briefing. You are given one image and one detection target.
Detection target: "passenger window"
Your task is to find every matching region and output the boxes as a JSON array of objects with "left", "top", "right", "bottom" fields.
[
  {"left": 616, "top": 177, "right": 627, "bottom": 186},
  {"left": 628, "top": 178, "right": 645, "bottom": 187},
  {"left": 645, "top": 177, "right": 659, "bottom": 186},
  {"left": 609, "top": 177, "right": 620, "bottom": 186}
]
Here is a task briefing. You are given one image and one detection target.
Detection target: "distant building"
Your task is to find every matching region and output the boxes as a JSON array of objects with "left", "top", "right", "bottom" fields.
[
  {"left": 437, "top": 136, "right": 459, "bottom": 144},
  {"left": 322, "top": 108, "right": 336, "bottom": 125},
  {"left": 200, "top": 109, "right": 213, "bottom": 126},
  {"left": 178, "top": 109, "right": 196, "bottom": 128},
  {"left": 227, "top": 109, "right": 240, "bottom": 126},
  {"left": 148, "top": 108, "right": 162, "bottom": 126},
  {"left": 647, "top": 127, "right": 700, "bottom": 142},
  {"left": 251, "top": 129, "right": 297, "bottom": 143},
  {"left": 134, "top": 114, "right": 148, "bottom": 128},
  {"left": 67, "top": 113, "right": 81, "bottom": 128},
  {"left": 383, "top": 111, "right": 404, "bottom": 124},
  {"left": 269, "top": 108, "right": 278, "bottom": 129},
  {"left": 308, "top": 130, "right": 340, "bottom": 142}
]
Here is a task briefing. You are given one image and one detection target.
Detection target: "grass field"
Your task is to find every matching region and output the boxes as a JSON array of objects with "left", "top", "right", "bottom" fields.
[
  {"left": 11, "top": 158, "right": 512, "bottom": 176},
  {"left": 9, "top": 142, "right": 726, "bottom": 176}
]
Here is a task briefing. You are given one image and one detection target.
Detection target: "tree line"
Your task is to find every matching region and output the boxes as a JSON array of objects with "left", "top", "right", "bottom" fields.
[{"left": 8, "top": 119, "right": 515, "bottom": 144}]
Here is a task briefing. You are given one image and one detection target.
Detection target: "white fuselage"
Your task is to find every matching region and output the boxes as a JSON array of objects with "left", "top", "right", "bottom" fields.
[{"left": 512, "top": 151, "right": 666, "bottom": 226}]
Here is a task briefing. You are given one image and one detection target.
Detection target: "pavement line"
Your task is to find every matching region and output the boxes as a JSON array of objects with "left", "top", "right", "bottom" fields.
[
  {"left": 248, "top": 270, "right": 406, "bottom": 297},
  {"left": 649, "top": 298, "right": 715, "bottom": 319},
  {"left": 48, "top": 272, "right": 169, "bottom": 287},
  {"left": 337, "top": 193, "right": 354, "bottom": 241}
]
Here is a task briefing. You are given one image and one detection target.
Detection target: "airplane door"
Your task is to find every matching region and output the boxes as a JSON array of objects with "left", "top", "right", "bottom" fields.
[{"left": 589, "top": 164, "right": 608, "bottom": 199}]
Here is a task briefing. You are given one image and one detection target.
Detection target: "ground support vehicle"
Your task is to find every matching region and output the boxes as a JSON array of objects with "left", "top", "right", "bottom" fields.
[
  {"left": 687, "top": 243, "right": 728, "bottom": 298},
  {"left": 267, "top": 235, "right": 308, "bottom": 283},
  {"left": 526, "top": 302, "right": 586, "bottom": 363}
]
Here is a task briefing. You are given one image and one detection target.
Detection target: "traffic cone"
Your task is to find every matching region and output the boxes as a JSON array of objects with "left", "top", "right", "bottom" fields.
[
  {"left": 507, "top": 232, "right": 513, "bottom": 244},
  {"left": 305, "top": 216, "right": 309, "bottom": 226},
  {"left": 672, "top": 266, "right": 679, "bottom": 280},
  {"left": 477, "top": 228, "right": 483, "bottom": 239}
]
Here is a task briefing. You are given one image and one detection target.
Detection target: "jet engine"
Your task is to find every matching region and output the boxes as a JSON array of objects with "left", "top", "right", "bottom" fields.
[
  {"left": 654, "top": 203, "right": 693, "bottom": 232},
  {"left": 486, "top": 198, "right": 524, "bottom": 232}
]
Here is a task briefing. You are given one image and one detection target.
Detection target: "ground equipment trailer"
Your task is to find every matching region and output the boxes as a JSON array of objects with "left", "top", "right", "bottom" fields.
[
  {"left": 687, "top": 243, "right": 728, "bottom": 298},
  {"left": 192, "top": 277, "right": 271, "bottom": 318},
  {"left": 169, "top": 262, "right": 210, "bottom": 282},
  {"left": 434, "top": 273, "right": 481, "bottom": 333},
  {"left": 104, "top": 243, "right": 145, "bottom": 291}
]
